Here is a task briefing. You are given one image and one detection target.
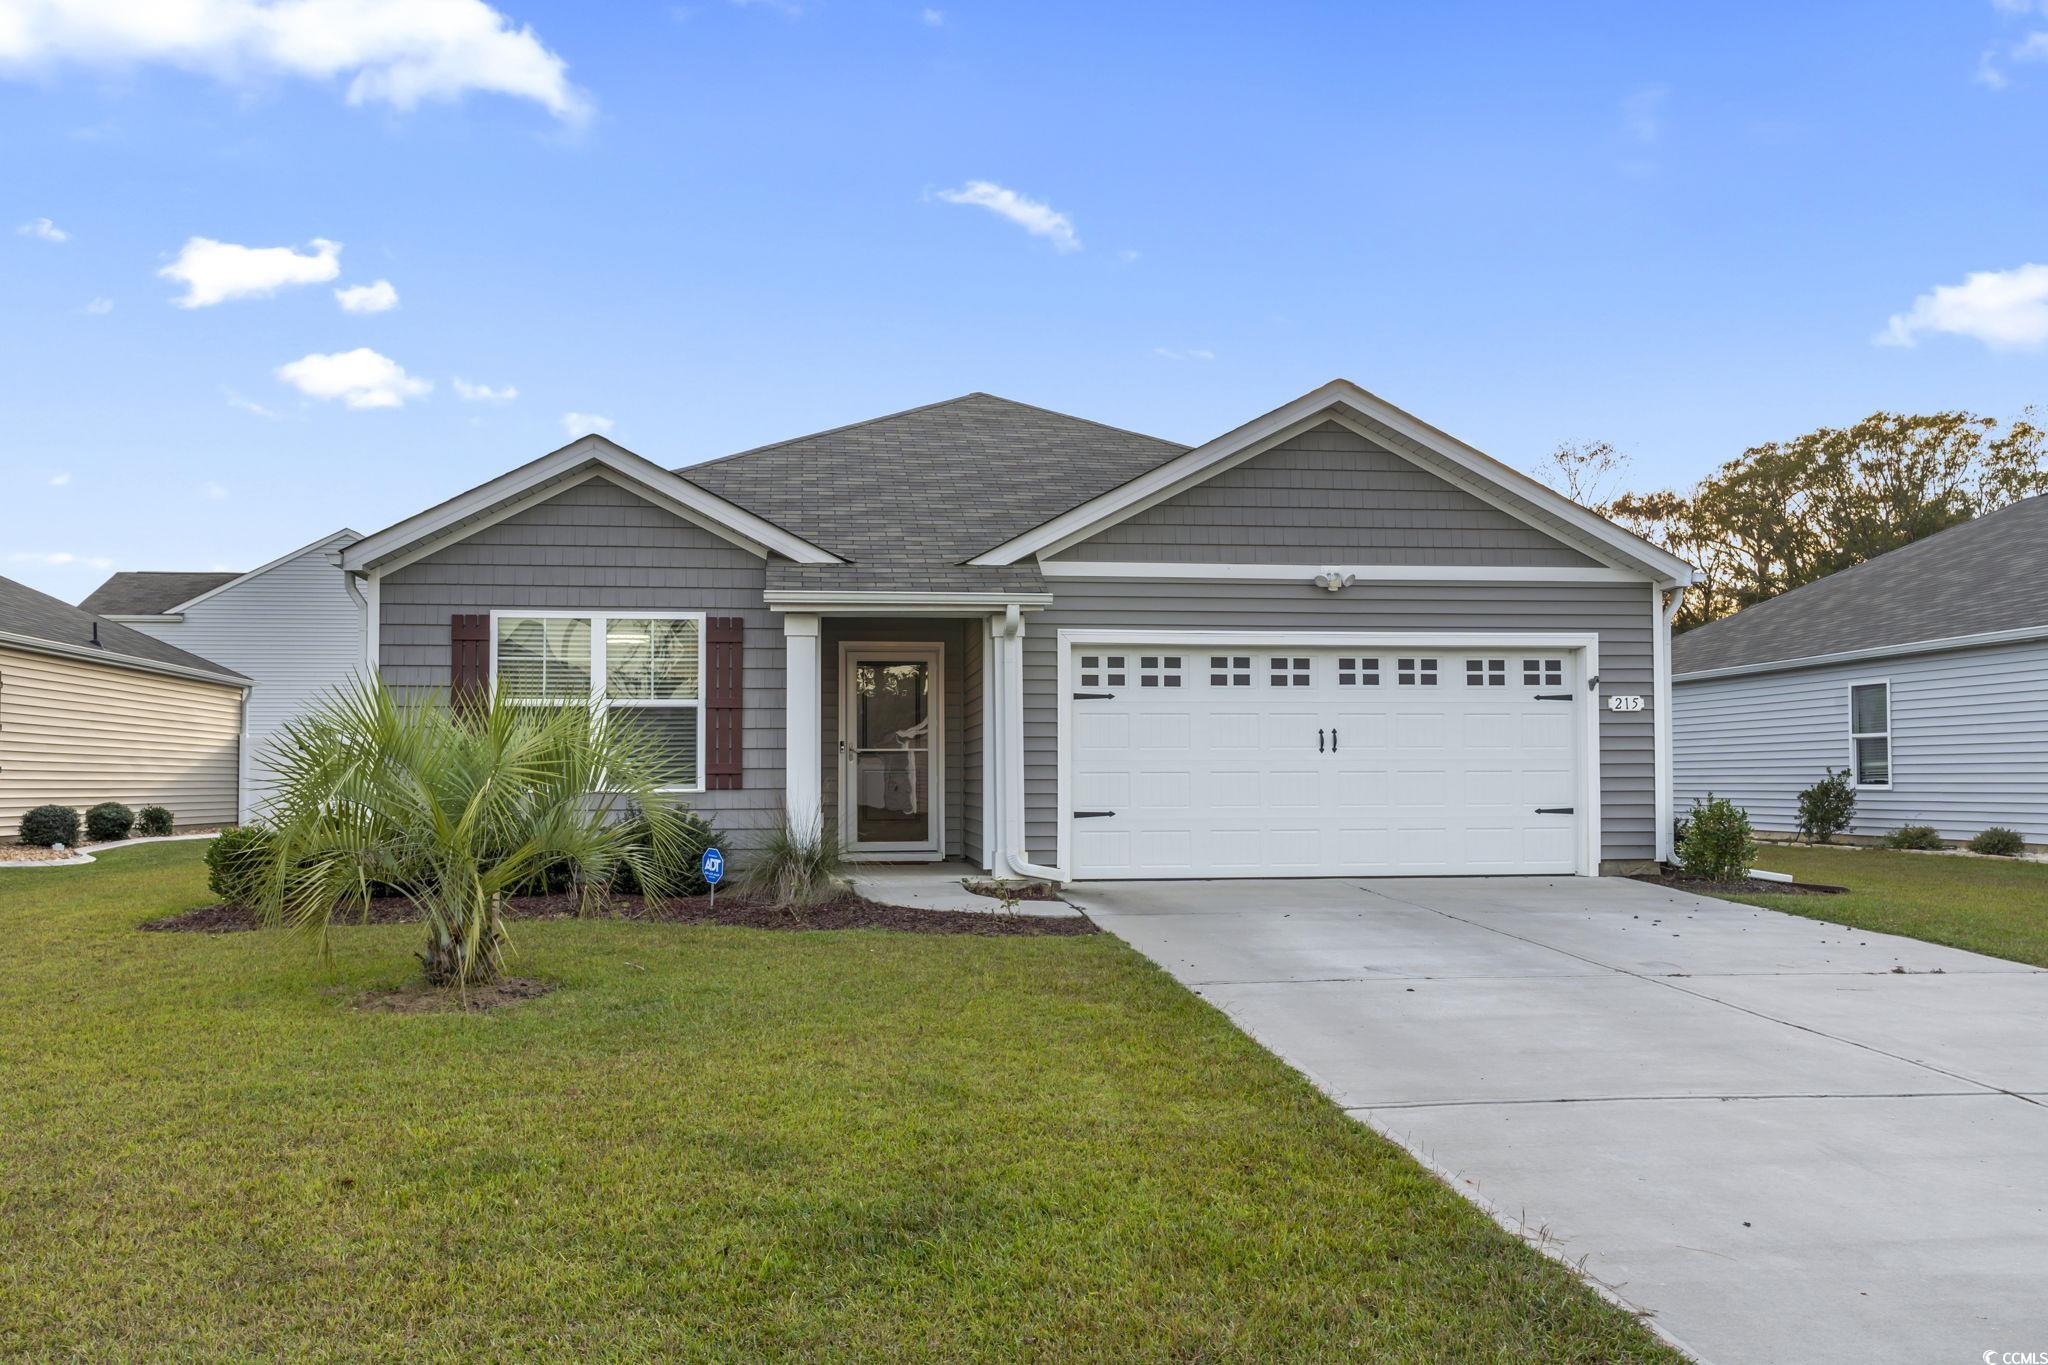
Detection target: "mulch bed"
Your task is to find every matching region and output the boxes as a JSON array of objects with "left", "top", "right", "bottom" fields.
[
  {"left": 1631, "top": 871, "right": 1847, "bottom": 897},
  {"left": 354, "top": 977, "right": 555, "bottom": 1014},
  {"left": 144, "top": 890, "right": 1098, "bottom": 937}
]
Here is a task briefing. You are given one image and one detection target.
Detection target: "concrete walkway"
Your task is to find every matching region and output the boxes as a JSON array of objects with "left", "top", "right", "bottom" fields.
[
  {"left": 1067, "top": 876, "right": 2048, "bottom": 1364},
  {"left": 845, "top": 863, "right": 1082, "bottom": 918}
]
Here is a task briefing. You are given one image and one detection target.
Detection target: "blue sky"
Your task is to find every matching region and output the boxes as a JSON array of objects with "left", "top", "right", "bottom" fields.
[{"left": 4, "top": 0, "right": 2047, "bottom": 599}]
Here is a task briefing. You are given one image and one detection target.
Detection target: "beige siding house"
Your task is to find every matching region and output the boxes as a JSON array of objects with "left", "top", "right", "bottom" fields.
[{"left": 0, "top": 574, "right": 248, "bottom": 836}]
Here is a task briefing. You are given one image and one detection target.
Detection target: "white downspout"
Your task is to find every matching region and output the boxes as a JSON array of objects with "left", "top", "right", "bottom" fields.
[
  {"left": 997, "top": 604, "right": 1065, "bottom": 883},
  {"left": 1653, "top": 579, "right": 1688, "bottom": 865}
]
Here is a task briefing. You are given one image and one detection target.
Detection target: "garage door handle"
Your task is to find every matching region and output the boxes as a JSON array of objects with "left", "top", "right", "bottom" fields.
[
  {"left": 1331, "top": 727, "right": 1338, "bottom": 753},
  {"left": 1535, "top": 807, "right": 1575, "bottom": 815},
  {"left": 1318, "top": 728, "right": 1324, "bottom": 753},
  {"left": 1072, "top": 691, "right": 1116, "bottom": 700},
  {"left": 1074, "top": 810, "right": 1116, "bottom": 819}
]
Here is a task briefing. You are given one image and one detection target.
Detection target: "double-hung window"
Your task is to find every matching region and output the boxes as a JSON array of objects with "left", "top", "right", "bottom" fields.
[
  {"left": 1849, "top": 681, "right": 1890, "bottom": 789},
  {"left": 492, "top": 611, "right": 704, "bottom": 791}
]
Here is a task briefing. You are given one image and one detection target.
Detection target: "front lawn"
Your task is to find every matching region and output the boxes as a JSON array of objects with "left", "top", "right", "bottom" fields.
[
  {"left": 0, "top": 842, "right": 1674, "bottom": 1362},
  {"left": 1734, "top": 844, "right": 2048, "bottom": 967}
]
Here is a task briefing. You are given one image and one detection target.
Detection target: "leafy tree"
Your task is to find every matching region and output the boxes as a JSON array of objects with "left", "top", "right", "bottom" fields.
[
  {"left": 1598, "top": 410, "right": 2048, "bottom": 630},
  {"left": 250, "top": 679, "right": 695, "bottom": 988}
]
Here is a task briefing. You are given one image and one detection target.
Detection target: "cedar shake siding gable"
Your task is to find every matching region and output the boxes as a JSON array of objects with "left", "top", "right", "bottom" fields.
[
  {"left": 1051, "top": 421, "right": 1600, "bottom": 567},
  {"left": 377, "top": 476, "right": 785, "bottom": 838}
]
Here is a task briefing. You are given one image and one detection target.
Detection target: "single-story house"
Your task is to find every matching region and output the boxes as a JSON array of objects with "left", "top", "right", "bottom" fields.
[
  {"left": 0, "top": 572, "right": 249, "bottom": 835},
  {"left": 81, "top": 530, "right": 367, "bottom": 820},
  {"left": 1673, "top": 492, "right": 2048, "bottom": 846},
  {"left": 326, "top": 379, "right": 1695, "bottom": 880}
]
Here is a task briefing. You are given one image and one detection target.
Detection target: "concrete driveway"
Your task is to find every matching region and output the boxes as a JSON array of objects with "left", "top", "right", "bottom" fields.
[{"left": 1067, "top": 876, "right": 2048, "bottom": 1364}]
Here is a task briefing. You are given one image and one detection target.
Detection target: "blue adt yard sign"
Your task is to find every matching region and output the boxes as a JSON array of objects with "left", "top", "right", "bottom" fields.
[{"left": 701, "top": 847, "right": 724, "bottom": 884}]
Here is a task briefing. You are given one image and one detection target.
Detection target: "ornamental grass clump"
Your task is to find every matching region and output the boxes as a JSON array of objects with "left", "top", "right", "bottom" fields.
[{"left": 254, "top": 679, "right": 695, "bottom": 988}]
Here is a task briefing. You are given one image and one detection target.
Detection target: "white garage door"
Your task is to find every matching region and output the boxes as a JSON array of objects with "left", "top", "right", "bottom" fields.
[{"left": 1069, "top": 645, "right": 1585, "bottom": 878}]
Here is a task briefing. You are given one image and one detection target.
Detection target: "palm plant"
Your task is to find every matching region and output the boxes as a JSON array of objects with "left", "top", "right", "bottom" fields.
[{"left": 251, "top": 679, "right": 695, "bottom": 988}]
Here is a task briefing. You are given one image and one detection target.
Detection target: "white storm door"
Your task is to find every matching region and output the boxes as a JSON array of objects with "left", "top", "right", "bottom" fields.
[{"left": 839, "top": 645, "right": 944, "bottom": 856}]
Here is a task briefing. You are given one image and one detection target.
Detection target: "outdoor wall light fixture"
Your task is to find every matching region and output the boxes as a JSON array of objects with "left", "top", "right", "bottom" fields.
[{"left": 1312, "top": 569, "right": 1356, "bottom": 593}]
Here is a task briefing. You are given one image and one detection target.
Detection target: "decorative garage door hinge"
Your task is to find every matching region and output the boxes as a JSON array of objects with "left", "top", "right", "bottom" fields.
[
  {"left": 1534, "top": 807, "right": 1575, "bottom": 815},
  {"left": 1073, "top": 810, "right": 1116, "bottom": 819}
]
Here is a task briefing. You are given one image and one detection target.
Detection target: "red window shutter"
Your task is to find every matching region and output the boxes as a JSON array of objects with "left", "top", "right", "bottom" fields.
[
  {"left": 450, "top": 614, "right": 490, "bottom": 710},
  {"left": 705, "top": 616, "right": 744, "bottom": 790}
]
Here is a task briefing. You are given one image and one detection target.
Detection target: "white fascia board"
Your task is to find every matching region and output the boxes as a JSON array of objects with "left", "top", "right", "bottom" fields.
[
  {"left": 762, "top": 590, "right": 1053, "bottom": 613},
  {"left": 975, "top": 379, "right": 1698, "bottom": 586},
  {"left": 1038, "top": 561, "right": 1646, "bottom": 584},
  {"left": 100, "top": 613, "right": 183, "bottom": 624},
  {"left": 341, "top": 437, "right": 839, "bottom": 573},
  {"left": 1673, "top": 624, "right": 2048, "bottom": 684},
  {"left": 0, "top": 631, "right": 252, "bottom": 689},
  {"left": 167, "top": 527, "right": 364, "bottom": 614}
]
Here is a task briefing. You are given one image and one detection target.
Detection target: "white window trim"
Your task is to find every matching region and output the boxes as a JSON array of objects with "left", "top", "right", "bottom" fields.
[
  {"left": 488, "top": 609, "right": 707, "bottom": 794},
  {"left": 1847, "top": 678, "right": 1892, "bottom": 791}
]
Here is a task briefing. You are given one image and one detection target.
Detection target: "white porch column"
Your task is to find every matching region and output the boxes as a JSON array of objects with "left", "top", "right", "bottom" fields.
[{"left": 782, "top": 612, "right": 823, "bottom": 840}]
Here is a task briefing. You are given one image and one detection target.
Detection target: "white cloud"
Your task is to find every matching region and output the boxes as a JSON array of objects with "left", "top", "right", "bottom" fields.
[
  {"left": 1622, "top": 85, "right": 1668, "bottom": 145},
  {"left": 225, "top": 387, "right": 279, "bottom": 417},
  {"left": 453, "top": 377, "right": 517, "bottom": 401},
  {"left": 201, "top": 481, "right": 229, "bottom": 500},
  {"left": 931, "top": 180, "right": 1080, "bottom": 253},
  {"left": 48, "top": 472, "right": 71, "bottom": 486},
  {"left": 17, "top": 216, "right": 67, "bottom": 242},
  {"left": 1117, "top": 248, "right": 1140, "bottom": 264},
  {"left": 276, "top": 348, "right": 431, "bottom": 408},
  {"left": 0, "top": 0, "right": 588, "bottom": 121},
  {"left": 160, "top": 236, "right": 340, "bottom": 307},
  {"left": 1878, "top": 263, "right": 2048, "bottom": 349},
  {"left": 920, "top": 8, "right": 944, "bottom": 25},
  {"left": 83, "top": 296, "right": 113, "bottom": 314},
  {"left": 1152, "top": 347, "right": 1216, "bottom": 361},
  {"left": 561, "top": 410, "right": 614, "bottom": 436},
  {"left": 9, "top": 551, "right": 113, "bottom": 570},
  {"left": 334, "top": 279, "right": 398, "bottom": 313},
  {"left": 729, "top": 0, "right": 802, "bottom": 14}
]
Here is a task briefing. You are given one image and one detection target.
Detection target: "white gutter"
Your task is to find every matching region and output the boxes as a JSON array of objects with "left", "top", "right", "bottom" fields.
[
  {"left": 1653, "top": 582, "right": 1685, "bottom": 865},
  {"left": 0, "top": 629, "right": 251, "bottom": 689},
  {"left": 763, "top": 590, "right": 1053, "bottom": 612},
  {"left": 995, "top": 603, "right": 1065, "bottom": 883},
  {"left": 1673, "top": 622, "right": 2048, "bottom": 684}
]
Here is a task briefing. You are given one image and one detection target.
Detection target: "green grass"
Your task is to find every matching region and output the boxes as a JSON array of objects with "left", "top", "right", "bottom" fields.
[
  {"left": 1734, "top": 843, "right": 2048, "bottom": 967},
  {"left": 0, "top": 842, "right": 1674, "bottom": 1362}
]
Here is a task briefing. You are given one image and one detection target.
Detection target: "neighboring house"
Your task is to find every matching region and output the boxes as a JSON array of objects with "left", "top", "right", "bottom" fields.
[
  {"left": 81, "top": 530, "right": 366, "bottom": 821},
  {"left": 0, "top": 573, "right": 248, "bottom": 835},
  {"left": 334, "top": 380, "right": 1695, "bottom": 880},
  {"left": 1673, "top": 493, "right": 2048, "bottom": 846}
]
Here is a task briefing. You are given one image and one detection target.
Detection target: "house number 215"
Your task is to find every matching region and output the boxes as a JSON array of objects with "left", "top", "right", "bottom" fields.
[{"left": 1606, "top": 694, "right": 1646, "bottom": 712}]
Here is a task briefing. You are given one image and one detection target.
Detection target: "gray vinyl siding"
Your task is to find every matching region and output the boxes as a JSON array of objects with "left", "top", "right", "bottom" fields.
[
  {"left": 1674, "top": 640, "right": 2048, "bottom": 843},
  {"left": 378, "top": 476, "right": 785, "bottom": 841},
  {"left": 1024, "top": 579, "right": 1658, "bottom": 867},
  {"left": 820, "top": 618, "right": 966, "bottom": 860},
  {"left": 1052, "top": 421, "right": 1599, "bottom": 567},
  {"left": 962, "top": 624, "right": 985, "bottom": 866},
  {"left": 125, "top": 531, "right": 365, "bottom": 820}
]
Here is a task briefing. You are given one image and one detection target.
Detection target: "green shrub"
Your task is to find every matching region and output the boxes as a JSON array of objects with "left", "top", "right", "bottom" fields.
[
  {"left": 1882, "top": 825, "right": 1945, "bottom": 851},
  {"left": 1968, "top": 826, "right": 2026, "bottom": 857},
  {"left": 206, "top": 825, "right": 274, "bottom": 906},
  {"left": 84, "top": 802, "right": 135, "bottom": 842},
  {"left": 1796, "top": 768, "right": 1858, "bottom": 844},
  {"left": 608, "top": 807, "right": 725, "bottom": 898},
  {"left": 742, "top": 817, "right": 847, "bottom": 909},
  {"left": 17, "top": 804, "right": 80, "bottom": 848},
  {"left": 1677, "top": 795, "right": 1757, "bottom": 883},
  {"left": 1672, "top": 813, "right": 1692, "bottom": 859},
  {"left": 136, "top": 806, "right": 175, "bottom": 838}
]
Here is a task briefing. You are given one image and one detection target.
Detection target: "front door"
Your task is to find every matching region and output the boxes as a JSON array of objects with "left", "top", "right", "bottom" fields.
[{"left": 839, "top": 644, "right": 944, "bottom": 857}]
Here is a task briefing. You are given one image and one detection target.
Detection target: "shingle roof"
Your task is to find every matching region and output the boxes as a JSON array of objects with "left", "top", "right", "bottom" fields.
[
  {"left": 0, "top": 573, "right": 247, "bottom": 681},
  {"left": 680, "top": 393, "right": 1188, "bottom": 591},
  {"left": 78, "top": 570, "right": 240, "bottom": 616},
  {"left": 1673, "top": 493, "right": 2048, "bottom": 676}
]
